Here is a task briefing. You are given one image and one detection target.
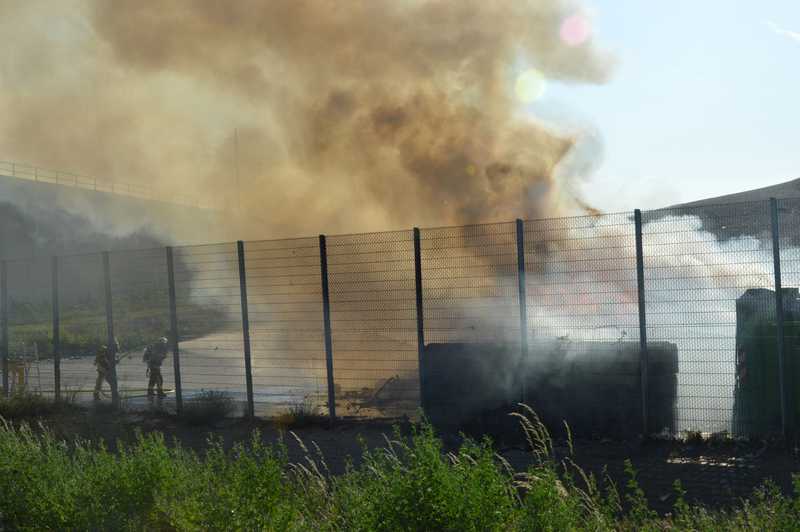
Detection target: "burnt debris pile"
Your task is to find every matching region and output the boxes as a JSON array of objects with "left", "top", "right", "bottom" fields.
[{"left": 422, "top": 340, "right": 678, "bottom": 439}]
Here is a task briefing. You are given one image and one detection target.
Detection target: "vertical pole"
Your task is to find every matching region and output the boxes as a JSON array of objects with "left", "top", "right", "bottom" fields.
[
  {"left": 515, "top": 219, "right": 529, "bottom": 404},
  {"left": 770, "top": 197, "right": 789, "bottom": 439},
  {"left": 413, "top": 228, "right": 427, "bottom": 413},
  {"left": 236, "top": 241, "right": 255, "bottom": 418},
  {"left": 319, "top": 235, "right": 336, "bottom": 422},
  {"left": 1, "top": 261, "right": 7, "bottom": 397},
  {"left": 234, "top": 128, "right": 242, "bottom": 218},
  {"left": 166, "top": 247, "right": 183, "bottom": 414},
  {"left": 634, "top": 210, "right": 649, "bottom": 436},
  {"left": 102, "top": 252, "right": 119, "bottom": 408},
  {"left": 52, "top": 256, "right": 61, "bottom": 401}
]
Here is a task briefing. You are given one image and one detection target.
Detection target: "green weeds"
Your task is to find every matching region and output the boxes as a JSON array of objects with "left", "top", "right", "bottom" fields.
[{"left": 0, "top": 405, "right": 799, "bottom": 531}]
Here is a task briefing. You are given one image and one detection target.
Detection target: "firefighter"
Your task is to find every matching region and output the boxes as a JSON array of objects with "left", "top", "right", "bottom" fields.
[
  {"left": 93, "top": 338, "right": 120, "bottom": 400},
  {"left": 143, "top": 337, "right": 169, "bottom": 398}
]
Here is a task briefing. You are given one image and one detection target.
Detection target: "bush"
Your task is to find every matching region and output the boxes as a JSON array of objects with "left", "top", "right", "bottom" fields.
[
  {"left": 315, "top": 424, "right": 519, "bottom": 531},
  {"left": 275, "top": 401, "right": 329, "bottom": 430},
  {"left": 0, "top": 424, "right": 303, "bottom": 530},
  {"left": 179, "top": 390, "right": 235, "bottom": 426},
  {"left": 0, "top": 392, "right": 75, "bottom": 420}
]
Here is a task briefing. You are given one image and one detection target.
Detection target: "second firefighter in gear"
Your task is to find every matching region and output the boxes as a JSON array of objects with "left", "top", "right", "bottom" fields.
[
  {"left": 94, "top": 338, "right": 120, "bottom": 401},
  {"left": 143, "top": 337, "right": 169, "bottom": 398}
]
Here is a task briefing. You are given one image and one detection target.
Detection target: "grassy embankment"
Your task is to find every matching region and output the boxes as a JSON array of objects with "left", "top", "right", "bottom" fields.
[{"left": 5, "top": 295, "right": 224, "bottom": 358}]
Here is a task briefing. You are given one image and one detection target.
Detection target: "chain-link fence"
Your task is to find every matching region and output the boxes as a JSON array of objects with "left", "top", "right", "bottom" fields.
[
  {"left": 172, "top": 243, "right": 245, "bottom": 410},
  {"left": 244, "top": 238, "right": 326, "bottom": 416},
  {"left": 2, "top": 198, "right": 799, "bottom": 439},
  {"left": 327, "top": 230, "right": 418, "bottom": 418}
]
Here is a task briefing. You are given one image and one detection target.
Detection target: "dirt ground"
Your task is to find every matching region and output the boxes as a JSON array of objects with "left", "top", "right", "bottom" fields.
[{"left": 12, "top": 405, "right": 800, "bottom": 515}]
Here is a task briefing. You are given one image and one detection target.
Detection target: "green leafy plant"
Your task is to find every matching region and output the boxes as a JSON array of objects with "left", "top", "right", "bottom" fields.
[
  {"left": 0, "top": 405, "right": 798, "bottom": 530},
  {"left": 179, "top": 390, "right": 236, "bottom": 426}
]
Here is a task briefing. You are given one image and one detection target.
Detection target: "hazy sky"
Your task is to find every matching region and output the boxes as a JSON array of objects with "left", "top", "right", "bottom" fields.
[{"left": 526, "top": 0, "right": 800, "bottom": 212}]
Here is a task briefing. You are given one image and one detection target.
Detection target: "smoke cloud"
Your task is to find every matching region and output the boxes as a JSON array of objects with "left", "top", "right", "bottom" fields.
[{"left": 0, "top": 0, "right": 612, "bottom": 240}]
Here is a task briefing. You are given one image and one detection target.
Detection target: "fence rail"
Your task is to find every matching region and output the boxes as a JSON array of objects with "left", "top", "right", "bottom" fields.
[
  {"left": 0, "top": 160, "right": 225, "bottom": 211},
  {"left": 2, "top": 197, "right": 800, "bottom": 439}
]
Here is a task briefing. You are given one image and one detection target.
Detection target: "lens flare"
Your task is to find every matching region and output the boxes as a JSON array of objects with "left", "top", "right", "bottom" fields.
[
  {"left": 560, "top": 13, "right": 591, "bottom": 47},
  {"left": 514, "top": 68, "right": 546, "bottom": 103}
]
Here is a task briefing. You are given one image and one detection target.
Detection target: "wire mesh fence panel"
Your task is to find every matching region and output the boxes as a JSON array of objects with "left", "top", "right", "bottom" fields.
[
  {"left": 172, "top": 243, "right": 245, "bottom": 410},
  {"left": 57, "top": 253, "right": 108, "bottom": 402},
  {"left": 326, "top": 230, "right": 418, "bottom": 419},
  {"left": 777, "top": 198, "right": 800, "bottom": 436},
  {"left": 5, "top": 257, "right": 55, "bottom": 397},
  {"left": 419, "top": 222, "right": 520, "bottom": 428},
  {"left": 108, "top": 248, "right": 172, "bottom": 405},
  {"left": 523, "top": 213, "right": 644, "bottom": 437},
  {"left": 243, "top": 238, "right": 326, "bottom": 417},
  {"left": 642, "top": 200, "right": 775, "bottom": 436}
]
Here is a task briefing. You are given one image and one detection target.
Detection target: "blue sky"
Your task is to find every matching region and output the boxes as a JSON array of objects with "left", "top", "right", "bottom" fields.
[{"left": 527, "top": 0, "right": 800, "bottom": 212}]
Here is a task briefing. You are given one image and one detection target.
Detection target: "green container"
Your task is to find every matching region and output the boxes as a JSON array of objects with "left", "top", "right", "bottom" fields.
[{"left": 733, "top": 288, "right": 800, "bottom": 438}]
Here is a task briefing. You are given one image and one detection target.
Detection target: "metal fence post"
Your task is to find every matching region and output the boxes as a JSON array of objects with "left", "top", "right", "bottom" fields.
[
  {"left": 319, "top": 235, "right": 336, "bottom": 422},
  {"left": 770, "top": 197, "right": 789, "bottom": 439},
  {"left": 634, "top": 210, "right": 649, "bottom": 436},
  {"left": 236, "top": 241, "right": 255, "bottom": 418},
  {"left": 102, "top": 252, "right": 120, "bottom": 408},
  {"left": 166, "top": 247, "right": 183, "bottom": 414},
  {"left": 515, "top": 219, "right": 529, "bottom": 404},
  {"left": 1, "top": 261, "right": 7, "bottom": 397},
  {"left": 52, "top": 256, "right": 61, "bottom": 401},
  {"left": 413, "top": 228, "right": 427, "bottom": 414}
]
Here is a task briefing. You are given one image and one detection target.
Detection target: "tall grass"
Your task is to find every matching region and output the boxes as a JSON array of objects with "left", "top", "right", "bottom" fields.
[{"left": 0, "top": 406, "right": 799, "bottom": 530}]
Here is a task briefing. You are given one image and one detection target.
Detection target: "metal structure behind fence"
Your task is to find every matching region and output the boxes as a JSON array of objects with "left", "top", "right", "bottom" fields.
[
  {"left": 3, "top": 257, "right": 54, "bottom": 398},
  {"left": 642, "top": 201, "right": 776, "bottom": 436},
  {"left": 3, "top": 198, "right": 800, "bottom": 439},
  {"left": 776, "top": 197, "right": 800, "bottom": 439}
]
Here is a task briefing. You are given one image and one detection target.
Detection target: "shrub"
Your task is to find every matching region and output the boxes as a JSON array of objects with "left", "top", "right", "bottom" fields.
[
  {"left": 180, "top": 390, "right": 235, "bottom": 426},
  {"left": 315, "top": 424, "right": 520, "bottom": 531},
  {"left": 275, "top": 401, "right": 329, "bottom": 430},
  {"left": 156, "top": 434, "right": 303, "bottom": 530},
  {"left": 0, "top": 423, "right": 302, "bottom": 530},
  {"left": 0, "top": 392, "right": 75, "bottom": 420}
]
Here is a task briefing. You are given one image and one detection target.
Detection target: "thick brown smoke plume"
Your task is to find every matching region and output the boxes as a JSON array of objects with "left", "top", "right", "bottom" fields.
[{"left": 0, "top": 0, "right": 611, "bottom": 240}]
